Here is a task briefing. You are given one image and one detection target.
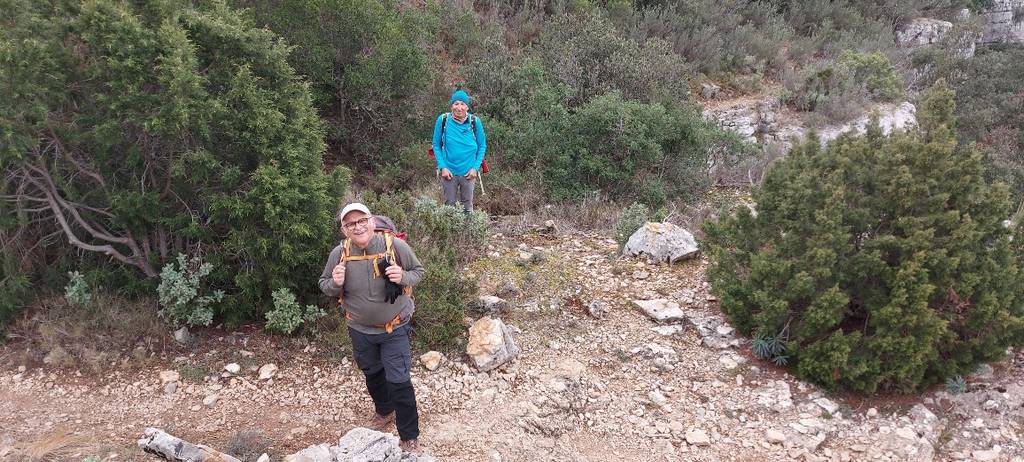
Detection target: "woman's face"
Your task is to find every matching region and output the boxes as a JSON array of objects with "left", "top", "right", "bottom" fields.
[{"left": 451, "top": 100, "right": 468, "bottom": 119}]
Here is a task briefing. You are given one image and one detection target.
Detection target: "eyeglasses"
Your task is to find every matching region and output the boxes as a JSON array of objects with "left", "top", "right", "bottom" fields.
[{"left": 342, "top": 216, "right": 371, "bottom": 230}]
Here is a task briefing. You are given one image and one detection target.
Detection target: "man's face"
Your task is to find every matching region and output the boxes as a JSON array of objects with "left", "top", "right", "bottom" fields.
[
  {"left": 341, "top": 211, "right": 374, "bottom": 247},
  {"left": 451, "top": 100, "right": 468, "bottom": 119}
]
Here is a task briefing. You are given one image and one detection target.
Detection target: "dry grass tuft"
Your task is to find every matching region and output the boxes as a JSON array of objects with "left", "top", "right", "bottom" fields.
[{"left": 9, "top": 430, "right": 87, "bottom": 462}]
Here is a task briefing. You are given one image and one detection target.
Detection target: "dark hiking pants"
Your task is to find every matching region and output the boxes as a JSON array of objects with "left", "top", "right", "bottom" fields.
[{"left": 349, "top": 324, "right": 419, "bottom": 441}]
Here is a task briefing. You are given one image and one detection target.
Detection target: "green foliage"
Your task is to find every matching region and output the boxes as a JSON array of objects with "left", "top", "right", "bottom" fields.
[
  {"left": 703, "top": 81, "right": 1024, "bottom": 393},
  {"left": 629, "top": 0, "right": 794, "bottom": 75},
  {"left": 265, "top": 288, "right": 325, "bottom": 335},
  {"left": 837, "top": 50, "right": 902, "bottom": 101},
  {"left": 782, "top": 50, "right": 901, "bottom": 122},
  {"left": 752, "top": 330, "right": 789, "bottom": 366},
  {"left": 615, "top": 203, "right": 650, "bottom": 249},
  {"left": 234, "top": 0, "right": 432, "bottom": 172},
  {"left": 176, "top": 363, "right": 209, "bottom": 383},
  {"left": 945, "top": 375, "right": 967, "bottom": 394},
  {"left": 536, "top": 11, "right": 691, "bottom": 105},
  {"left": 0, "top": 254, "right": 31, "bottom": 330},
  {"left": 157, "top": 254, "right": 224, "bottom": 327},
  {"left": 64, "top": 271, "right": 92, "bottom": 307},
  {"left": 1, "top": 0, "right": 342, "bottom": 323},
  {"left": 468, "top": 49, "right": 745, "bottom": 206}
]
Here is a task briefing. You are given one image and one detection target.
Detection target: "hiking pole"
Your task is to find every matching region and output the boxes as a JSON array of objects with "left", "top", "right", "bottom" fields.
[{"left": 478, "top": 173, "right": 486, "bottom": 195}]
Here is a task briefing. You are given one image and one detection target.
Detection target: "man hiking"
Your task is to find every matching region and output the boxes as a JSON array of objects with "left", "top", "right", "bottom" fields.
[
  {"left": 432, "top": 89, "right": 487, "bottom": 213},
  {"left": 318, "top": 202, "right": 426, "bottom": 453}
]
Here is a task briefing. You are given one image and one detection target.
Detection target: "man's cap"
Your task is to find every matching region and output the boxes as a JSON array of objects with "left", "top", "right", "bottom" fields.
[{"left": 339, "top": 202, "right": 372, "bottom": 222}]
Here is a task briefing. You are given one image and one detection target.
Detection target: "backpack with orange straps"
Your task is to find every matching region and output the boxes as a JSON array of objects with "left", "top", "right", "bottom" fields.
[{"left": 337, "top": 216, "right": 412, "bottom": 333}]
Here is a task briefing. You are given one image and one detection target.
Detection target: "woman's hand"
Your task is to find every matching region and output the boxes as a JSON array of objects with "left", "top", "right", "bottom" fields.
[
  {"left": 465, "top": 168, "right": 478, "bottom": 180},
  {"left": 441, "top": 168, "right": 453, "bottom": 180}
]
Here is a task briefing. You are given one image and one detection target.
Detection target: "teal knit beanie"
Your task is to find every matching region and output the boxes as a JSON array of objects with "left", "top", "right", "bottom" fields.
[{"left": 450, "top": 89, "right": 471, "bottom": 106}]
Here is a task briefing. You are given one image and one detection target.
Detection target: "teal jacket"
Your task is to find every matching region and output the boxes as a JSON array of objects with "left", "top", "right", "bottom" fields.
[{"left": 431, "top": 113, "right": 487, "bottom": 176}]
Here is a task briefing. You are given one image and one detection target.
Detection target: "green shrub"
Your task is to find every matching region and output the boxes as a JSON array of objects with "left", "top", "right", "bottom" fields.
[
  {"left": 235, "top": 0, "right": 433, "bottom": 173},
  {"left": 265, "top": 288, "right": 325, "bottom": 335},
  {"left": 703, "top": 81, "right": 1024, "bottom": 393},
  {"left": 629, "top": 0, "right": 794, "bottom": 75},
  {"left": 945, "top": 375, "right": 967, "bottom": 394},
  {"left": 1, "top": 0, "right": 342, "bottom": 323},
  {"left": 837, "top": 50, "right": 902, "bottom": 101},
  {"left": 782, "top": 50, "right": 901, "bottom": 122},
  {"left": 64, "top": 271, "right": 92, "bottom": 307},
  {"left": 615, "top": 203, "right": 650, "bottom": 249},
  {"left": 157, "top": 254, "right": 224, "bottom": 327},
  {"left": 536, "top": 11, "right": 691, "bottom": 106}
]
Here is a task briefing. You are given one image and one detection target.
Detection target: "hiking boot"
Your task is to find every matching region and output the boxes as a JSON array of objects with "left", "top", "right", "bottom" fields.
[
  {"left": 364, "top": 411, "right": 395, "bottom": 431},
  {"left": 399, "top": 439, "right": 420, "bottom": 454}
]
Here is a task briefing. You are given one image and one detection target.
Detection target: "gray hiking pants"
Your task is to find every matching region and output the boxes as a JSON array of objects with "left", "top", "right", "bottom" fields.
[{"left": 441, "top": 174, "right": 475, "bottom": 213}]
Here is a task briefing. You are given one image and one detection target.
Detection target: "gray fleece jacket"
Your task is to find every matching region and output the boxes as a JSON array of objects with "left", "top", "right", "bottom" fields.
[{"left": 318, "top": 234, "right": 425, "bottom": 334}]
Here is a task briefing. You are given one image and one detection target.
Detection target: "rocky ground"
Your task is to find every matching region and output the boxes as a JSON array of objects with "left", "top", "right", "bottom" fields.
[{"left": 1, "top": 228, "right": 1023, "bottom": 461}]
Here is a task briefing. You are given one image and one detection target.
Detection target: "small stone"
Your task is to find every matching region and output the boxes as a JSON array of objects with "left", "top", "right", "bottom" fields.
[
  {"left": 173, "top": 326, "right": 191, "bottom": 344},
  {"left": 224, "top": 363, "right": 241, "bottom": 374},
  {"left": 159, "top": 370, "right": 180, "bottom": 384},
  {"left": 866, "top": 408, "right": 878, "bottom": 417},
  {"left": 420, "top": 351, "right": 443, "bottom": 371},
  {"left": 203, "top": 394, "right": 219, "bottom": 406},
  {"left": 258, "top": 363, "right": 278, "bottom": 380},
  {"left": 587, "top": 300, "right": 608, "bottom": 319},
  {"left": 814, "top": 397, "right": 839, "bottom": 414},
  {"left": 649, "top": 390, "right": 668, "bottom": 407},
  {"left": 972, "top": 446, "right": 1001, "bottom": 461},
  {"left": 685, "top": 429, "right": 710, "bottom": 446},
  {"left": 163, "top": 382, "right": 177, "bottom": 395},
  {"left": 765, "top": 429, "right": 787, "bottom": 444},
  {"left": 632, "top": 299, "right": 685, "bottom": 323},
  {"left": 256, "top": 454, "right": 269, "bottom": 462},
  {"left": 895, "top": 426, "right": 917, "bottom": 440}
]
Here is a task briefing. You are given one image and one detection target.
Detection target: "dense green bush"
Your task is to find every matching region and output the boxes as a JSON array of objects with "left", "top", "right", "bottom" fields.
[
  {"left": 782, "top": 50, "right": 901, "bottom": 122},
  {"left": 630, "top": 0, "right": 794, "bottom": 76},
  {"left": 703, "top": 81, "right": 1024, "bottom": 393},
  {"left": 536, "top": 11, "right": 691, "bottom": 106},
  {"left": 1, "top": 0, "right": 344, "bottom": 324},
  {"left": 234, "top": 0, "right": 433, "bottom": 172}
]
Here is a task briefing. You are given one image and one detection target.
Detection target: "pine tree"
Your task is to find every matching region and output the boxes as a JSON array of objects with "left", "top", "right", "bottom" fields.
[{"left": 703, "top": 80, "right": 1024, "bottom": 392}]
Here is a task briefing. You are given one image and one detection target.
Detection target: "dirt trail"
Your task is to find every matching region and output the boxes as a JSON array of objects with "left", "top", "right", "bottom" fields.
[{"left": 1, "top": 231, "right": 1022, "bottom": 462}]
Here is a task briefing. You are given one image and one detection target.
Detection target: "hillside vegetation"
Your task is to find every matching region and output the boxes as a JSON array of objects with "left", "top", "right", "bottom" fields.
[{"left": 2, "top": 0, "right": 1023, "bottom": 393}]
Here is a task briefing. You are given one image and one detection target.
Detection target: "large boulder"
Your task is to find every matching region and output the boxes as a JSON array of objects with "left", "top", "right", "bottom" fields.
[
  {"left": 632, "top": 299, "right": 685, "bottom": 323},
  {"left": 623, "top": 222, "right": 699, "bottom": 263},
  {"left": 137, "top": 428, "right": 242, "bottom": 462},
  {"left": 818, "top": 102, "right": 917, "bottom": 145},
  {"left": 980, "top": 0, "right": 1024, "bottom": 45},
  {"left": 466, "top": 316, "right": 519, "bottom": 372},
  {"left": 896, "top": 18, "right": 953, "bottom": 46},
  {"left": 333, "top": 427, "right": 402, "bottom": 462}
]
